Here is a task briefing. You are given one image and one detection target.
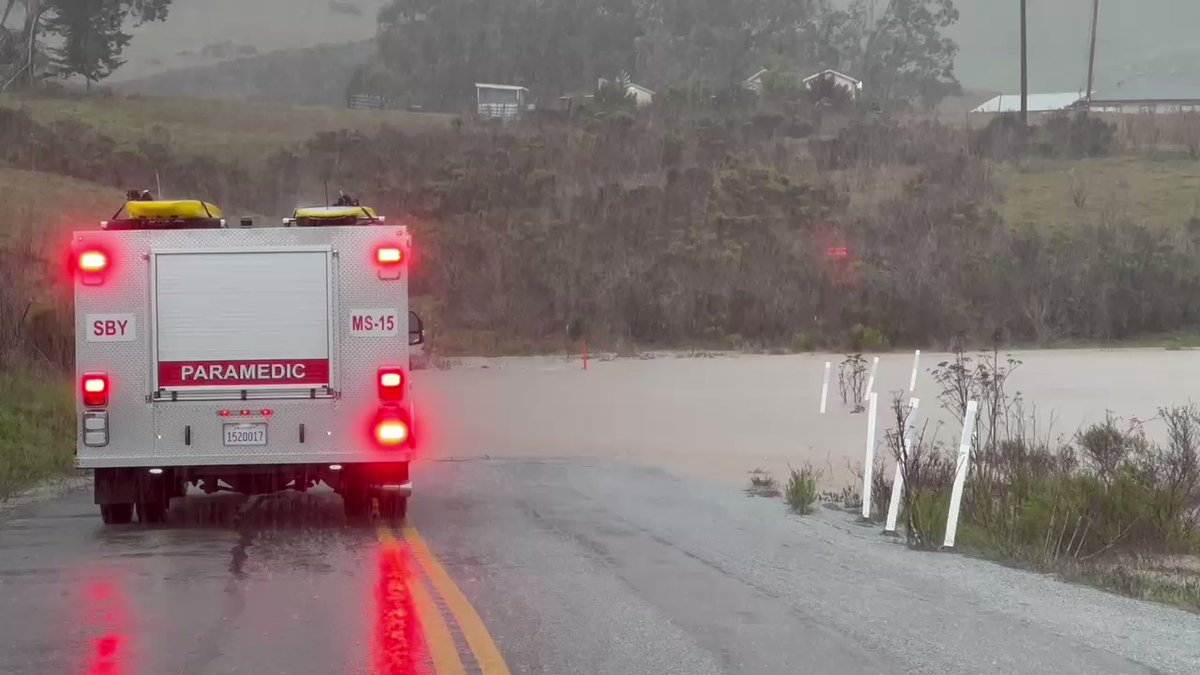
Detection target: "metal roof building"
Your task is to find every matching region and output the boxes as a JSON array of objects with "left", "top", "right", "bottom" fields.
[
  {"left": 971, "top": 92, "right": 1085, "bottom": 114},
  {"left": 1090, "top": 74, "right": 1200, "bottom": 113}
]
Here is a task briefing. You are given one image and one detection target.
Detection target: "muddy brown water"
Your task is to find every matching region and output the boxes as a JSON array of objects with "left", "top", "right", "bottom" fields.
[{"left": 415, "top": 349, "right": 1200, "bottom": 489}]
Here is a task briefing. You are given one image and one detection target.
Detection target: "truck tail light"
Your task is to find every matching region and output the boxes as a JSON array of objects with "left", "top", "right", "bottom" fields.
[
  {"left": 377, "top": 367, "right": 405, "bottom": 401},
  {"left": 373, "top": 408, "right": 412, "bottom": 448},
  {"left": 82, "top": 373, "right": 109, "bottom": 408}
]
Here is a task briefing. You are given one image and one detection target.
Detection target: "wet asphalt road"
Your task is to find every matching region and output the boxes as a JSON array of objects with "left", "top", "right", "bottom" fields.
[{"left": 2, "top": 458, "right": 1199, "bottom": 675}]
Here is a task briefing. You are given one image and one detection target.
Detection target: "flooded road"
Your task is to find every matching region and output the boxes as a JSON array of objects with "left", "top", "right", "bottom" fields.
[
  {"left": 4, "top": 348, "right": 1200, "bottom": 674},
  {"left": 418, "top": 349, "right": 1200, "bottom": 486}
]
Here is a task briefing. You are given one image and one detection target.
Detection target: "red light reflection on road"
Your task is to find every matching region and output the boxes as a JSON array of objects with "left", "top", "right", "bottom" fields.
[
  {"left": 371, "top": 538, "right": 430, "bottom": 675},
  {"left": 80, "top": 580, "right": 129, "bottom": 675}
]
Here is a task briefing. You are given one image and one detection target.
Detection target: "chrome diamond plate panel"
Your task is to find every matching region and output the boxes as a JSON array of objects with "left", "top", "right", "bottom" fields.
[{"left": 74, "top": 225, "right": 411, "bottom": 468}]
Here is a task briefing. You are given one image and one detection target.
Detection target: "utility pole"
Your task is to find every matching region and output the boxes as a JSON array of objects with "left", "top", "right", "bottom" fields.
[
  {"left": 1086, "top": 0, "right": 1100, "bottom": 111},
  {"left": 1020, "top": 0, "right": 1028, "bottom": 127}
]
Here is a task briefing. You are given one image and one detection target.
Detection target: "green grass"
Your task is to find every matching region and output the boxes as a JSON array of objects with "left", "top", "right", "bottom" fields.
[
  {"left": 0, "top": 168, "right": 122, "bottom": 240},
  {"left": 0, "top": 370, "right": 75, "bottom": 501},
  {"left": 0, "top": 92, "right": 454, "bottom": 167},
  {"left": 995, "top": 154, "right": 1200, "bottom": 228}
]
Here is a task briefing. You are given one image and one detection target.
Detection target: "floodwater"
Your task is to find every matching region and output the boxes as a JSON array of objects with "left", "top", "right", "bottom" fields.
[{"left": 415, "top": 349, "right": 1200, "bottom": 488}]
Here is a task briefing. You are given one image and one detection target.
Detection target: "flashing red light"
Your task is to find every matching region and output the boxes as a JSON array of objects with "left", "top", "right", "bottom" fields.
[
  {"left": 377, "top": 367, "right": 405, "bottom": 401},
  {"left": 219, "top": 410, "right": 231, "bottom": 417},
  {"left": 375, "top": 418, "right": 410, "bottom": 447},
  {"left": 240, "top": 409, "right": 252, "bottom": 417},
  {"left": 373, "top": 408, "right": 412, "bottom": 448},
  {"left": 78, "top": 250, "right": 109, "bottom": 273},
  {"left": 376, "top": 247, "right": 404, "bottom": 265},
  {"left": 82, "top": 373, "right": 109, "bottom": 407},
  {"left": 260, "top": 409, "right": 273, "bottom": 417}
]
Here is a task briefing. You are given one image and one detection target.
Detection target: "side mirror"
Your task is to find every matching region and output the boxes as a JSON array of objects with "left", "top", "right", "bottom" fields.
[{"left": 408, "top": 311, "right": 426, "bottom": 346}]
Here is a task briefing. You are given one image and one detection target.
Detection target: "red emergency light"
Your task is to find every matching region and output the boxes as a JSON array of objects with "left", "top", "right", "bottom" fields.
[
  {"left": 82, "top": 373, "right": 109, "bottom": 408},
  {"left": 376, "top": 247, "right": 404, "bottom": 265},
  {"left": 78, "top": 250, "right": 109, "bottom": 273},
  {"left": 75, "top": 249, "right": 111, "bottom": 286},
  {"left": 377, "top": 367, "right": 405, "bottom": 401}
]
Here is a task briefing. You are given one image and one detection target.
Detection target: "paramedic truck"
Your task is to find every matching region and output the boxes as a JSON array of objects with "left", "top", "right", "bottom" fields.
[{"left": 73, "top": 195, "right": 424, "bottom": 524}]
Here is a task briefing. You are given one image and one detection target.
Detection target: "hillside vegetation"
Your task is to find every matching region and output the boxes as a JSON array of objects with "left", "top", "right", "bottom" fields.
[
  {"left": 0, "top": 93, "right": 451, "bottom": 167},
  {"left": 6, "top": 89, "right": 1200, "bottom": 365}
]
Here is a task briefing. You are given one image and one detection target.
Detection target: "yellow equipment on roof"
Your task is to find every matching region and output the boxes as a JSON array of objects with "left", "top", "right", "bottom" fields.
[
  {"left": 127, "top": 200, "right": 223, "bottom": 220},
  {"left": 293, "top": 205, "right": 379, "bottom": 220}
]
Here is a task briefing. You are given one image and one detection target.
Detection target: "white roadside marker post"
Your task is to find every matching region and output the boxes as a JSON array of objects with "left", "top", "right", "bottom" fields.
[
  {"left": 884, "top": 397, "right": 920, "bottom": 536},
  {"left": 860, "top": 392, "right": 879, "bottom": 521},
  {"left": 943, "top": 400, "right": 980, "bottom": 549},
  {"left": 820, "top": 361, "right": 831, "bottom": 414},
  {"left": 863, "top": 356, "right": 879, "bottom": 402},
  {"left": 909, "top": 350, "right": 921, "bottom": 392}
]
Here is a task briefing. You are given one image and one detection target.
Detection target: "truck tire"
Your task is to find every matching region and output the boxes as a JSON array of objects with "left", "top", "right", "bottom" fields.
[
  {"left": 379, "top": 494, "right": 408, "bottom": 522},
  {"left": 137, "top": 501, "right": 167, "bottom": 524},
  {"left": 343, "top": 490, "right": 369, "bottom": 520},
  {"left": 100, "top": 504, "right": 134, "bottom": 525}
]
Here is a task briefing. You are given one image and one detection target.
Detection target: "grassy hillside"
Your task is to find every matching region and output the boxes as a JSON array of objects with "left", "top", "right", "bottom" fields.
[
  {"left": 996, "top": 156, "right": 1200, "bottom": 229},
  {"left": 0, "top": 168, "right": 122, "bottom": 240},
  {"left": 0, "top": 93, "right": 452, "bottom": 166}
]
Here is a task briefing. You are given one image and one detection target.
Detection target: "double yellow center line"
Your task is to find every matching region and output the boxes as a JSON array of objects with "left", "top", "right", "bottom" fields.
[{"left": 376, "top": 522, "right": 511, "bottom": 675}]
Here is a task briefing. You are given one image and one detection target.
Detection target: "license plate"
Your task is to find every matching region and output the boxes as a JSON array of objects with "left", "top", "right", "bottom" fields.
[{"left": 223, "top": 423, "right": 268, "bottom": 446}]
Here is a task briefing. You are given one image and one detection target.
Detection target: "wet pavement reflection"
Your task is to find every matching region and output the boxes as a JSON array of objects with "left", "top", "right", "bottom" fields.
[{"left": 2, "top": 489, "right": 436, "bottom": 675}]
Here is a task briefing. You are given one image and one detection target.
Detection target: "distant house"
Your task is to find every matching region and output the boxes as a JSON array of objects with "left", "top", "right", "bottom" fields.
[
  {"left": 476, "top": 83, "right": 529, "bottom": 119},
  {"left": 596, "top": 77, "right": 655, "bottom": 107},
  {"left": 803, "top": 69, "right": 863, "bottom": 99},
  {"left": 627, "top": 82, "right": 655, "bottom": 107},
  {"left": 744, "top": 68, "right": 770, "bottom": 93},
  {"left": 1089, "top": 74, "right": 1200, "bottom": 114},
  {"left": 971, "top": 92, "right": 1086, "bottom": 114}
]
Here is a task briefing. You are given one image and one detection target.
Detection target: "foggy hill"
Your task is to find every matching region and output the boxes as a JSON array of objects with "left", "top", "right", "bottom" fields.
[
  {"left": 111, "top": 0, "right": 384, "bottom": 82},
  {"left": 111, "top": 0, "right": 1200, "bottom": 102},
  {"left": 117, "top": 42, "right": 374, "bottom": 106}
]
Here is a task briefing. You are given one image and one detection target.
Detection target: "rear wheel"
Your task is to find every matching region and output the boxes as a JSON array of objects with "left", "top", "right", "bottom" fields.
[
  {"left": 100, "top": 503, "right": 134, "bottom": 525},
  {"left": 137, "top": 501, "right": 167, "bottom": 524},
  {"left": 378, "top": 494, "right": 408, "bottom": 522},
  {"left": 342, "top": 489, "right": 370, "bottom": 520}
]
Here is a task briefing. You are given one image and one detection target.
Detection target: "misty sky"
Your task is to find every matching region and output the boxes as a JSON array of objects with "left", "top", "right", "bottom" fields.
[
  {"left": 113, "top": 0, "right": 1200, "bottom": 94},
  {"left": 948, "top": 0, "right": 1200, "bottom": 93}
]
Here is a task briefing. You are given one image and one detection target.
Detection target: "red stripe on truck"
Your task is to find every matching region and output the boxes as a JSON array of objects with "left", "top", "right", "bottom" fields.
[{"left": 158, "top": 359, "right": 330, "bottom": 387}]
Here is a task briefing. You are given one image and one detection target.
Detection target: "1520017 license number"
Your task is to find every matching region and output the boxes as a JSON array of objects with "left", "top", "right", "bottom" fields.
[{"left": 223, "top": 423, "right": 268, "bottom": 446}]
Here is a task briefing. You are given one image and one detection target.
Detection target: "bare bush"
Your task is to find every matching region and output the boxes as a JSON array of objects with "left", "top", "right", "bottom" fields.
[{"left": 837, "top": 353, "right": 867, "bottom": 412}]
